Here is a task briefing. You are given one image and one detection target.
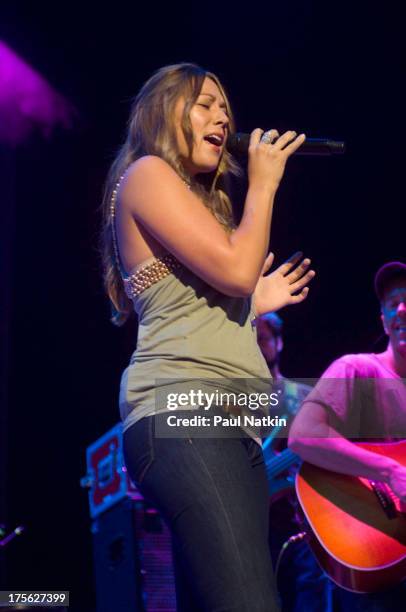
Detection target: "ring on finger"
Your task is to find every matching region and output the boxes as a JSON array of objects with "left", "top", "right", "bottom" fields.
[{"left": 260, "top": 130, "right": 277, "bottom": 144}]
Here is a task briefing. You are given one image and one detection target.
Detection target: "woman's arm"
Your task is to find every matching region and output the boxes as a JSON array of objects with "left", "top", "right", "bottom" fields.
[
  {"left": 288, "top": 402, "right": 406, "bottom": 502},
  {"left": 119, "top": 129, "right": 305, "bottom": 297}
]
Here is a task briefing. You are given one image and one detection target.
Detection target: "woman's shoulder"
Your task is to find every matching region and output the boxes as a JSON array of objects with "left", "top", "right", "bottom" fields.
[
  {"left": 123, "top": 155, "right": 181, "bottom": 186},
  {"left": 119, "top": 156, "right": 190, "bottom": 219}
]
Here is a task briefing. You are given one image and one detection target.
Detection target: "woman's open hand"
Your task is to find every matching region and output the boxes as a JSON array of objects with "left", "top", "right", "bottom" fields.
[{"left": 253, "top": 251, "right": 316, "bottom": 316}]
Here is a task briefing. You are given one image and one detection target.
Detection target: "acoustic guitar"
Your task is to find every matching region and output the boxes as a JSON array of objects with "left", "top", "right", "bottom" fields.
[{"left": 296, "top": 440, "right": 406, "bottom": 593}]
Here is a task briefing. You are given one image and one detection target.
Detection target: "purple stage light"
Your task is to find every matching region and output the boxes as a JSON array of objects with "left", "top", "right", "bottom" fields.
[{"left": 0, "top": 40, "right": 76, "bottom": 146}]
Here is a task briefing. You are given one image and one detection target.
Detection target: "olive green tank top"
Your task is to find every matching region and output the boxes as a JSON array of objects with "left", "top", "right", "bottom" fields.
[{"left": 119, "top": 254, "right": 272, "bottom": 433}]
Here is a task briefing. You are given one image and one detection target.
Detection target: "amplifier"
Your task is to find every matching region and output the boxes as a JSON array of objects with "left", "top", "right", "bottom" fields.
[
  {"left": 82, "top": 424, "right": 176, "bottom": 612},
  {"left": 92, "top": 498, "right": 176, "bottom": 612}
]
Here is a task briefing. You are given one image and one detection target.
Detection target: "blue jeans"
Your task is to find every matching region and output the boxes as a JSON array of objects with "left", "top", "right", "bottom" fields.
[{"left": 123, "top": 411, "right": 280, "bottom": 612}]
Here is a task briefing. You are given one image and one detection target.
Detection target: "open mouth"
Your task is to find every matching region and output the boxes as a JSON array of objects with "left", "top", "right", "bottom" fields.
[{"left": 204, "top": 134, "right": 224, "bottom": 148}]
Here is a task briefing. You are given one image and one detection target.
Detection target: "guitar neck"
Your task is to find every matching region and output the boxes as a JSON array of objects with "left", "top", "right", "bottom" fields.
[{"left": 265, "top": 447, "right": 300, "bottom": 480}]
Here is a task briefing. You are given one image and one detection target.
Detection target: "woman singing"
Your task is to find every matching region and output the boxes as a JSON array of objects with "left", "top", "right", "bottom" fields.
[{"left": 101, "top": 63, "right": 314, "bottom": 611}]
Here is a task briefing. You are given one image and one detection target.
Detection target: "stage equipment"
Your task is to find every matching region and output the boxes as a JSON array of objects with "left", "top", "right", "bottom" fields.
[
  {"left": 82, "top": 424, "right": 176, "bottom": 611},
  {"left": 227, "top": 132, "right": 345, "bottom": 156}
]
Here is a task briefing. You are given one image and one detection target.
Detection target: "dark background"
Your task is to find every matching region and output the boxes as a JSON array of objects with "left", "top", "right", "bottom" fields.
[{"left": 0, "top": 1, "right": 404, "bottom": 610}]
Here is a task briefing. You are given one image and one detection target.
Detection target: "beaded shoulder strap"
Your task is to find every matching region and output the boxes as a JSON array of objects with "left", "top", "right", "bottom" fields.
[
  {"left": 109, "top": 173, "right": 127, "bottom": 278},
  {"left": 109, "top": 171, "right": 182, "bottom": 299}
]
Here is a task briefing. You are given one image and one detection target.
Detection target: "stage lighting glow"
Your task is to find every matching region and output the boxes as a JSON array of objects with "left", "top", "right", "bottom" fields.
[{"left": 0, "top": 40, "right": 76, "bottom": 146}]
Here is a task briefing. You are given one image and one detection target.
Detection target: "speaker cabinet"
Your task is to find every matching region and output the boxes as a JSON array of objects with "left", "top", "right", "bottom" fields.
[{"left": 91, "top": 497, "right": 176, "bottom": 612}]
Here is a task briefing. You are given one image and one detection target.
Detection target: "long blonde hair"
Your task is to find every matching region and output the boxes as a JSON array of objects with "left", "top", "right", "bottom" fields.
[{"left": 100, "top": 62, "right": 241, "bottom": 326}]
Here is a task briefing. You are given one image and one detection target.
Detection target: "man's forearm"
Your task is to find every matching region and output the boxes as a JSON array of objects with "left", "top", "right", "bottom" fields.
[{"left": 289, "top": 423, "right": 398, "bottom": 484}]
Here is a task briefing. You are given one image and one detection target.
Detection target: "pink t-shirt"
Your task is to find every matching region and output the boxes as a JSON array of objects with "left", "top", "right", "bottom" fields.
[{"left": 302, "top": 353, "right": 406, "bottom": 440}]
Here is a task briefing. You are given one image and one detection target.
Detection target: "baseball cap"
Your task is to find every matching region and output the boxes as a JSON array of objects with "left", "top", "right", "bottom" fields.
[{"left": 374, "top": 261, "right": 406, "bottom": 301}]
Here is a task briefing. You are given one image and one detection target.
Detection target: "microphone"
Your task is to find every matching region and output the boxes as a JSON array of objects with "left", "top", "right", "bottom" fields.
[{"left": 227, "top": 132, "right": 345, "bottom": 156}]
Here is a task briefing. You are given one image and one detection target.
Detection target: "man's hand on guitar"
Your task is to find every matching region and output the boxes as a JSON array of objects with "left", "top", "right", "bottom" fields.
[{"left": 388, "top": 462, "right": 406, "bottom": 506}]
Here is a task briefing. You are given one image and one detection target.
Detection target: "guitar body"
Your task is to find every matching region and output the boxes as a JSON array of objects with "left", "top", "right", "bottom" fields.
[{"left": 296, "top": 441, "right": 406, "bottom": 593}]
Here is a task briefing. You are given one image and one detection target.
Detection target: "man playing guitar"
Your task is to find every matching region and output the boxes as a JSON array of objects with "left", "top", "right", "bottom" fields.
[{"left": 289, "top": 262, "right": 406, "bottom": 610}]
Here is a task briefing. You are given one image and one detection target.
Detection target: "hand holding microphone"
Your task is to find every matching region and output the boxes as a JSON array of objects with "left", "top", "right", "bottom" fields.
[
  {"left": 247, "top": 128, "right": 307, "bottom": 193},
  {"left": 228, "top": 131, "right": 345, "bottom": 156}
]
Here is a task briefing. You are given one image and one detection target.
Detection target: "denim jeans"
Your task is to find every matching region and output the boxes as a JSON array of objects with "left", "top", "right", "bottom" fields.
[{"left": 123, "top": 411, "right": 280, "bottom": 612}]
